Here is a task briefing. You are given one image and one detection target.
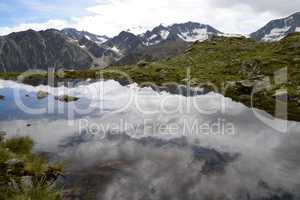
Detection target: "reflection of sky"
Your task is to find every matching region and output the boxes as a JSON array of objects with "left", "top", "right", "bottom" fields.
[
  {"left": 0, "top": 79, "right": 299, "bottom": 147},
  {"left": 0, "top": 87, "right": 104, "bottom": 121},
  {"left": 1, "top": 79, "right": 300, "bottom": 196}
]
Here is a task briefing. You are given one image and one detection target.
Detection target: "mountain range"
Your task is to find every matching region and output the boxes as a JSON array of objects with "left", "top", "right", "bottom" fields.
[{"left": 0, "top": 12, "right": 300, "bottom": 72}]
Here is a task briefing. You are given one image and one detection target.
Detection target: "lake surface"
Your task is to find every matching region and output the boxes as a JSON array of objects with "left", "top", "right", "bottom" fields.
[{"left": 0, "top": 79, "right": 299, "bottom": 199}]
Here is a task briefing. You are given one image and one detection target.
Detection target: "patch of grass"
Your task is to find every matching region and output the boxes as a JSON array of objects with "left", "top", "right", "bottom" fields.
[
  {"left": 7, "top": 180, "right": 62, "bottom": 200},
  {"left": 0, "top": 72, "right": 20, "bottom": 80},
  {"left": 5, "top": 137, "right": 34, "bottom": 155},
  {"left": 0, "top": 135, "right": 63, "bottom": 200}
]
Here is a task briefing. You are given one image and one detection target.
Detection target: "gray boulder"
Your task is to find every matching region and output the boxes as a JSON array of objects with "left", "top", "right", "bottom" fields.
[
  {"left": 55, "top": 95, "right": 79, "bottom": 103},
  {"left": 36, "top": 91, "right": 49, "bottom": 99},
  {"left": 272, "top": 89, "right": 289, "bottom": 102},
  {"left": 5, "top": 159, "right": 22, "bottom": 166},
  {"left": 21, "top": 176, "right": 33, "bottom": 188}
]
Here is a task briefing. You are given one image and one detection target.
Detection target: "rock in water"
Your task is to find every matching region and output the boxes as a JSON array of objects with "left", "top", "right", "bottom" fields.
[
  {"left": 0, "top": 95, "right": 4, "bottom": 100},
  {"left": 55, "top": 95, "right": 79, "bottom": 103},
  {"left": 5, "top": 159, "right": 22, "bottom": 166},
  {"left": 36, "top": 91, "right": 49, "bottom": 99},
  {"left": 21, "top": 176, "right": 33, "bottom": 188},
  {"left": 272, "top": 89, "right": 289, "bottom": 102}
]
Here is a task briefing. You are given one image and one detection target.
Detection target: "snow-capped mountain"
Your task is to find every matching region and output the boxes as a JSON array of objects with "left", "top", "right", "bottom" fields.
[
  {"left": 250, "top": 12, "right": 300, "bottom": 41},
  {"left": 140, "top": 25, "right": 172, "bottom": 46},
  {"left": 170, "top": 22, "right": 222, "bottom": 42},
  {"left": 0, "top": 21, "right": 250, "bottom": 71},
  {"left": 103, "top": 31, "right": 143, "bottom": 54},
  {"left": 140, "top": 22, "right": 222, "bottom": 46},
  {"left": 63, "top": 22, "right": 222, "bottom": 63},
  {"left": 61, "top": 28, "right": 122, "bottom": 68},
  {"left": 86, "top": 22, "right": 222, "bottom": 66},
  {"left": 61, "top": 28, "right": 110, "bottom": 45}
]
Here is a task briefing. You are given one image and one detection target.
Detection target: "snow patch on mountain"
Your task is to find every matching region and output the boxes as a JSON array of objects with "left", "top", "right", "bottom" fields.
[
  {"left": 262, "top": 26, "right": 291, "bottom": 42},
  {"left": 84, "top": 35, "right": 91, "bottom": 40},
  {"left": 110, "top": 46, "right": 123, "bottom": 56},
  {"left": 296, "top": 27, "right": 300, "bottom": 32},
  {"left": 178, "top": 28, "right": 209, "bottom": 42},
  {"left": 160, "top": 30, "right": 170, "bottom": 40},
  {"left": 61, "top": 28, "right": 110, "bottom": 45},
  {"left": 144, "top": 40, "right": 160, "bottom": 46},
  {"left": 145, "top": 40, "right": 161, "bottom": 46},
  {"left": 218, "top": 33, "right": 246, "bottom": 38},
  {"left": 142, "top": 34, "right": 163, "bottom": 46},
  {"left": 149, "top": 34, "right": 158, "bottom": 40},
  {"left": 96, "top": 36, "right": 109, "bottom": 44}
]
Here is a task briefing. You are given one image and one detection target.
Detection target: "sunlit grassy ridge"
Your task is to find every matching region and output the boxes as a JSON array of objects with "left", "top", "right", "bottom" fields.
[
  {"left": 0, "top": 133, "right": 63, "bottom": 200},
  {"left": 109, "top": 33, "right": 299, "bottom": 86}
]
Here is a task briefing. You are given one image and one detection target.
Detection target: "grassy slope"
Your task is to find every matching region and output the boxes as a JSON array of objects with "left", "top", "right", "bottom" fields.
[
  {"left": 106, "top": 34, "right": 299, "bottom": 85},
  {"left": 1, "top": 33, "right": 300, "bottom": 121},
  {"left": 0, "top": 133, "right": 62, "bottom": 200}
]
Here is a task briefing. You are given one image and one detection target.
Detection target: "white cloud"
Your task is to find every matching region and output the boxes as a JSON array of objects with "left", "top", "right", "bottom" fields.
[
  {"left": 0, "top": 19, "right": 69, "bottom": 35},
  {"left": 211, "top": 0, "right": 300, "bottom": 15},
  {"left": 71, "top": 0, "right": 281, "bottom": 36},
  {"left": 0, "top": 0, "right": 295, "bottom": 37}
]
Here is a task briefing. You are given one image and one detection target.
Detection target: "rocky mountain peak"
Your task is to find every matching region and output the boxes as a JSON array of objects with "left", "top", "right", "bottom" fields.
[
  {"left": 170, "top": 22, "right": 222, "bottom": 42},
  {"left": 105, "top": 31, "right": 143, "bottom": 53},
  {"left": 250, "top": 12, "right": 300, "bottom": 41},
  {"left": 61, "top": 28, "right": 109, "bottom": 44},
  {"left": 0, "top": 29, "right": 93, "bottom": 72},
  {"left": 140, "top": 22, "right": 221, "bottom": 46}
]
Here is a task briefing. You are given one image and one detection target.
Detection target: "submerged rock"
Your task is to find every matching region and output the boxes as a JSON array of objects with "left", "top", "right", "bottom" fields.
[
  {"left": 235, "top": 80, "right": 256, "bottom": 94},
  {"left": 21, "top": 176, "right": 33, "bottom": 188},
  {"left": 0, "top": 95, "right": 4, "bottom": 100},
  {"left": 238, "top": 80, "right": 256, "bottom": 88},
  {"left": 36, "top": 91, "right": 49, "bottom": 99},
  {"left": 272, "top": 89, "right": 289, "bottom": 101},
  {"left": 55, "top": 95, "right": 79, "bottom": 103},
  {"left": 5, "top": 159, "right": 22, "bottom": 166}
]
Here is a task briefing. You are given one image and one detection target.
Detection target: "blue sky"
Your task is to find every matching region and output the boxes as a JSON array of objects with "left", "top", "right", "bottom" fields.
[
  {"left": 0, "top": 0, "right": 299, "bottom": 36},
  {"left": 0, "top": 0, "right": 106, "bottom": 26}
]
